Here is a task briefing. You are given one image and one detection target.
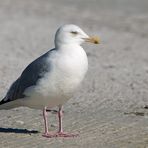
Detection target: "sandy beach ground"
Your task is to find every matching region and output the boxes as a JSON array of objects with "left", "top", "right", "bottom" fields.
[{"left": 0, "top": 0, "right": 148, "bottom": 147}]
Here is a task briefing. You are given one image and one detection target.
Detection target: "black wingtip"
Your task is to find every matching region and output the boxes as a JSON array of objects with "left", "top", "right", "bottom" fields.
[{"left": 0, "top": 97, "right": 10, "bottom": 105}]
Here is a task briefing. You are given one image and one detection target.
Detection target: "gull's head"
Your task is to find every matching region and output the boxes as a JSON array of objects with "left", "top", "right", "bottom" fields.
[{"left": 54, "top": 24, "right": 100, "bottom": 47}]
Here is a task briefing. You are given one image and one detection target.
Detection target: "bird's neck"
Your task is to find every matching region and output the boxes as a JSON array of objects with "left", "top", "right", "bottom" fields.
[
  {"left": 55, "top": 43, "right": 81, "bottom": 49},
  {"left": 57, "top": 44, "right": 84, "bottom": 54}
]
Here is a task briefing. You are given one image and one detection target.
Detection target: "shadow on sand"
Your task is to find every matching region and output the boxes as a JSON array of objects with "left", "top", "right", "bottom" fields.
[{"left": 0, "top": 127, "right": 39, "bottom": 134}]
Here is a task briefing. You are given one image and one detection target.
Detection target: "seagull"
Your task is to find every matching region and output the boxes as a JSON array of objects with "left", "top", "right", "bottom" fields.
[{"left": 0, "top": 24, "right": 100, "bottom": 138}]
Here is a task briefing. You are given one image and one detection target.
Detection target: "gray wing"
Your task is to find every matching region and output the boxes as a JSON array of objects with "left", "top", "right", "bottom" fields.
[{"left": 0, "top": 49, "right": 55, "bottom": 105}]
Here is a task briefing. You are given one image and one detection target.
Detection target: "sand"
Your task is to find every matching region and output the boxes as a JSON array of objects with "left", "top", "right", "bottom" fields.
[{"left": 0, "top": 0, "right": 148, "bottom": 147}]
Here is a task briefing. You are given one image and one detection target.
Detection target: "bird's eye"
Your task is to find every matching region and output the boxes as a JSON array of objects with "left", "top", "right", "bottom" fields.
[{"left": 71, "top": 31, "right": 78, "bottom": 35}]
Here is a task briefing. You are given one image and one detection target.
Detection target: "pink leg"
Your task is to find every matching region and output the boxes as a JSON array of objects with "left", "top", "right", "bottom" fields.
[
  {"left": 43, "top": 106, "right": 79, "bottom": 138},
  {"left": 55, "top": 106, "right": 79, "bottom": 137},
  {"left": 58, "top": 106, "right": 63, "bottom": 133},
  {"left": 42, "top": 106, "right": 49, "bottom": 136}
]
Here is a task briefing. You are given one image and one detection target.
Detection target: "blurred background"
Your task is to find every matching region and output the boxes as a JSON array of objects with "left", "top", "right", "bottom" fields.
[{"left": 0, "top": 0, "right": 148, "bottom": 147}]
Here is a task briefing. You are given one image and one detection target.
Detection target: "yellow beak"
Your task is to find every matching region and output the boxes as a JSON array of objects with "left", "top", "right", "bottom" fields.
[{"left": 84, "top": 36, "right": 100, "bottom": 44}]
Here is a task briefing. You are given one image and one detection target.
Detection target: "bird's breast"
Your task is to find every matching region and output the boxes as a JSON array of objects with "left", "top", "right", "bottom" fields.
[
  {"left": 54, "top": 47, "right": 88, "bottom": 93},
  {"left": 58, "top": 47, "right": 88, "bottom": 79}
]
